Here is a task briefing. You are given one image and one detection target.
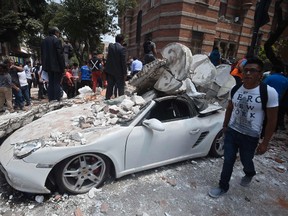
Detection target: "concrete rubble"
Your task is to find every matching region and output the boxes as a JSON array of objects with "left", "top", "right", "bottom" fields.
[{"left": 0, "top": 42, "right": 235, "bottom": 143}]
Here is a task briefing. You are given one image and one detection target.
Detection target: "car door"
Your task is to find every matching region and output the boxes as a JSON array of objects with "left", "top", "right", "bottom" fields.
[{"left": 125, "top": 98, "right": 205, "bottom": 169}]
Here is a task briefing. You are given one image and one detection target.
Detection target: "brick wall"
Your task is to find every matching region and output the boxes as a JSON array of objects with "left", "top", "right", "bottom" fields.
[{"left": 119, "top": 0, "right": 287, "bottom": 61}]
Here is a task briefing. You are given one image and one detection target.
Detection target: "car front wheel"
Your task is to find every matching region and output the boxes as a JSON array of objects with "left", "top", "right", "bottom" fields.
[
  {"left": 209, "top": 130, "right": 224, "bottom": 157},
  {"left": 55, "top": 153, "right": 110, "bottom": 194}
]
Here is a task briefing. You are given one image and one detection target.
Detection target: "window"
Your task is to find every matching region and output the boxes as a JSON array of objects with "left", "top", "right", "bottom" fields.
[
  {"left": 136, "top": 11, "right": 142, "bottom": 44},
  {"left": 191, "top": 31, "right": 204, "bottom": 54},
  {"left": 147, "top": 99, "right": 191, "bottom": 122},
  {"left": 219, "top": 0, "right": 228, "bottom": 17}
]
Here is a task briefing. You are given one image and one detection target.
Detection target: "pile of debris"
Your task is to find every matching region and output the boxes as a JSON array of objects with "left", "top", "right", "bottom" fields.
[
  {"left": 130, "top": 42, "right": 235, "bottom": 107},
  {"left": 0, "top": 42, "right": 235, "bottom": 141}
]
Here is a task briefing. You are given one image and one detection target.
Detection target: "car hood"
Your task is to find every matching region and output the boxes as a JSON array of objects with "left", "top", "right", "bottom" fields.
[{"left": 2, "top": 102, "right": 124, "bottom": 148}]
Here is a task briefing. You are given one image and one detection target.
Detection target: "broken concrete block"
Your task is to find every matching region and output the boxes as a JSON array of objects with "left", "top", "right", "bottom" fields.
[
  {"left": 131, "top": 94, "right": 146, "bottom": 105},
  {"left": 191, "top": 60, "right": 216, "bottom": 87},
  {"left": 154, "top": 69, "right": 182, "bottom": 93},
  {"left": 120, "top": 98, "right": 135, "bottom": 110},
  {"left": 190, "top": 54, "right": 209, "bottom": 72},
  {"left": 70, "top": 132, "right": 83, "bottom": 142},
  {"left": 161, "top": 42, "right": 193, "bottom": 80}
]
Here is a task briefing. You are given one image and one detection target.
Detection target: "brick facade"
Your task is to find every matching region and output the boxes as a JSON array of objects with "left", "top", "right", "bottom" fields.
[{"left": 119, "top": 0, "right": 283, "bottom": 63}]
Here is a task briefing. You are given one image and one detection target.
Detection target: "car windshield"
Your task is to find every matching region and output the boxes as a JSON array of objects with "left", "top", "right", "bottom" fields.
[{"left": 117, "top": 100, "right": 152, "bottom": 126}]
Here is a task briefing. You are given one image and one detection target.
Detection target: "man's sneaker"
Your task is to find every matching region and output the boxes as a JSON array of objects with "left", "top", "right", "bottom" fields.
[
  {"left": 208, "top": 187, "right": 227, "bottom": 198},
  {"left": 240, "top": 176, "right": 253, "bottom": 187}
]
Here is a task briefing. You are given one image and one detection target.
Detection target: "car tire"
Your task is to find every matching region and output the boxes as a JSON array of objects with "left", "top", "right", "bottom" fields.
[
  {"left": 209, "top": 130, "right": 224, "bottom": 157},
  {"left": 55, "top": 153, "right": 110, "bottom": 194}
]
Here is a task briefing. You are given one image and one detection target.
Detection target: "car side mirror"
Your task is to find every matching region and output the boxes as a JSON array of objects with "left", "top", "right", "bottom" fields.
[{"left": 142, "top": 118, "right": 165, "bottom": 131}]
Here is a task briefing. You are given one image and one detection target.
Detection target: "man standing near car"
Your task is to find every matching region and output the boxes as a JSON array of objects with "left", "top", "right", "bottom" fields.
[
  {"left": 208, "top": 57, "right": 278, "bottom": 198},
  {"left": 41, "top": 26, "right": 65, "bottom": 101},
  {"left": 105, "top": 34, "right": 127, "bottom": 100}
]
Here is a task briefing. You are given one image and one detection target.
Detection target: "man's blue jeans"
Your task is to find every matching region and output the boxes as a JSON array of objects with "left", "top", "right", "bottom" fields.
[
  {"left": 21, "top": 85, "right": 30, "bottom": 105},
  {"left": 219, "top": 127, "right": 259, "bottom": 191}
]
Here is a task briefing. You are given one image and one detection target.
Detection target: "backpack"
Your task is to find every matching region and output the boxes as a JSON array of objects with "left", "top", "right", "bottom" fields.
[
  {"left": 143, "top": 40, "right": 152, "bottom": 54},
  {"left": 90, "top": 58, "right": 102, "bottom": 72},
  {"left": 231, "top": 82, "right": 268, "bottom": 138}
]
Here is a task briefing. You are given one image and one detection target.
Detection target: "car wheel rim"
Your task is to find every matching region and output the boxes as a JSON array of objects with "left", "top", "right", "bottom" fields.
[{"left": 62, "top": 154, "right": 106, "bottom": 193}]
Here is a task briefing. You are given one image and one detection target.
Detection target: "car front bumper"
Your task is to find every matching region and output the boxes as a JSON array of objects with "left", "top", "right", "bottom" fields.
[{"left": 0, "top": 158, "right": 52, "bottom": 194}]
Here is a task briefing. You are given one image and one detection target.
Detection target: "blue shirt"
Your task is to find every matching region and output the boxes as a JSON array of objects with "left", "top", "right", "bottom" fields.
[
  {"left": 209, "top": 50, "right": 220, "bottom": 66},
  {"left": 131, "top": 59, "right": 143, "bottom": 72},
  {"left": 80, "top": 65, "right": 91, "bottom": 81},
  {"left": 263, "top": 73, "right": 288, "bottom": 100}
]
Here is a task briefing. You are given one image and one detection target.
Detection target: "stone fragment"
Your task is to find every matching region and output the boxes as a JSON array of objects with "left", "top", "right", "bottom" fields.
[
  {"left": 167, "top": 178, "right": 177, "bottom": 186},
  {"left": 88, "top": 187, "right": 98, "bottom": 199},
  {"left": 78, "top": 86, "right": 93, "bottom": 95},
  {"left": 158, "top": 200, "right": 168, "bottom": 206},
  {"left": 74, "top": 207, "right": 83, "bottom": 216},
  {"left": 131, "top": 94, "right": 146, "bottom": 105},
  {"left": 273, "top": 165, "right": 287, "bottom": 173},
  {"left": 109, "top": 105, "right": 120, "bottom": 114},
  {"left": 100, "top": 202, "right": 109, "bottom": 213},
  {"left": 131, "top": 106, "right": 140, "bottom": 114},
  {"left": 120, "top": 98, "right": 135, "bottom": 110},
  {"left": 274, "top": 157, "right": 285, "bottom": 163},
  {"left": 70, "top": 132, "right": 84, "bottom": 142},
  {"left": 35, "top": 195, "right": 44, "bottom": 203}
]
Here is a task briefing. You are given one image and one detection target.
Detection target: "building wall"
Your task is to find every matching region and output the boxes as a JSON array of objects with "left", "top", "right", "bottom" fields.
[{"left": 120, "top": 0, "right": 284, "bottom": 63}]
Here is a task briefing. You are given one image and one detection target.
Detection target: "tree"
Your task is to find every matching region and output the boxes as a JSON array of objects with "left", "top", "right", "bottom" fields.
[
  {"left": 117, "top": 0, "right": 137, "bottom": 16},
  {"left": 0, "top": 0, "right": 46, "bottom": 48},
  {"left": 48, "top": 0, "right": 119, "bottom": 63}
]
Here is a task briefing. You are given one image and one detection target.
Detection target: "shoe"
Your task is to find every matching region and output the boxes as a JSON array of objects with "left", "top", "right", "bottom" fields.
[
  {"left": 240, "top": 176, "right": 253, "bottom": 187},
  {"left": 208, "top": 187, "right": 227, "bottom": 198}
]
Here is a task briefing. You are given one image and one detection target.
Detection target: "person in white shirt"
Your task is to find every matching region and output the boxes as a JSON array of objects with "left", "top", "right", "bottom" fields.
[
  {"left": 23, "top": 61, "right": 33, "bottom": 98},
  {"left": 209, "top": 57, "right": 278, "bottom": 198},
  {"left": 17, "top": 70, "right": 31, "bottom": 106}
]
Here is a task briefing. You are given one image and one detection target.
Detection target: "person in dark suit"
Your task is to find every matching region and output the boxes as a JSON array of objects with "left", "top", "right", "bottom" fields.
[
  {"left": 105, "top": 34, "right": 127, "bottom": 100},
  {"left": 41, "top": 26, "right": 65, "bottom": 101}
]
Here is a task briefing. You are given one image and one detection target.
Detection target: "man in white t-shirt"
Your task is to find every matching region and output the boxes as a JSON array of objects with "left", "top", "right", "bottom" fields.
[
  {"left": 17, "top": 70, "right": 31, "bottom": 106},
  {"left": 23, "top": 61, "right": 33, "bottom": 98},
  {"left": 209, "top": 57, "right": 278, "bottom": 198}
]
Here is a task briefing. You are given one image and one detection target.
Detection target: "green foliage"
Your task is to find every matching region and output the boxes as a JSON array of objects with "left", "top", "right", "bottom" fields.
[
  {"left": 258, "top": 46, "right": 269, "bottom": 62},
  {"left": 259, "top": 38, "right": 288, "bottom": 65},
  {"left": 46, "top": 0, "right": 120, "bottom": 63},
  {"left": 0, "top": 0, "right": 46, "bottom": 44},
  {"left": 117, "top": 0, "right": 137, "bottom": 16},
  {"left": 41, "top": 2, "right": 62, "bottom": 35},
  {"left": 0, "top": 0, "right": 132, "bottom": 63}
]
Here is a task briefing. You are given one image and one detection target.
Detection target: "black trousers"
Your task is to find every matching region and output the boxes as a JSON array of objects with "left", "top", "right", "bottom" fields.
[
  {"left": 47, "top": 71, "right": 63, "bottom": 101},
  {"left": 105, "top": 73, "right": 125, "bottom": 100}
]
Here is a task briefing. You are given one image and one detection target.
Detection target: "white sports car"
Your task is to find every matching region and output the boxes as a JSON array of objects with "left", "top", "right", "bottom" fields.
[{"left": 0, "top": 95, "right": 224, "bottom": 194}]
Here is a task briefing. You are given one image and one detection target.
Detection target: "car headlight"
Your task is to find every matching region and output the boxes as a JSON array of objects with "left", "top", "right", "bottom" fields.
[{"left": 13, "top": 140, "right": 43, "bottom": 159}]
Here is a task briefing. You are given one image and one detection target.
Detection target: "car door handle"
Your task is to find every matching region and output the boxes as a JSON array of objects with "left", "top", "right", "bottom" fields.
[{"left": 189, "top": 129, "right": 200, "bottom": 134}]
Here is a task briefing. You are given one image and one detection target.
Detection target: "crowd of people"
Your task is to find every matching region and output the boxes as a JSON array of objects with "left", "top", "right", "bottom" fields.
[
  {"left": 0, "top": 59, "right": 51, "bottom": 113},
  {"left": 0, "top": 27, "right": 151, "bottom": 113}
]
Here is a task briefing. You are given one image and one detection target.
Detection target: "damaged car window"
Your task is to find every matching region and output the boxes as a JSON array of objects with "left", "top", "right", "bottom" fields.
[{"left": 147, "top": 99, "right": 190, "bottom": 122}]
